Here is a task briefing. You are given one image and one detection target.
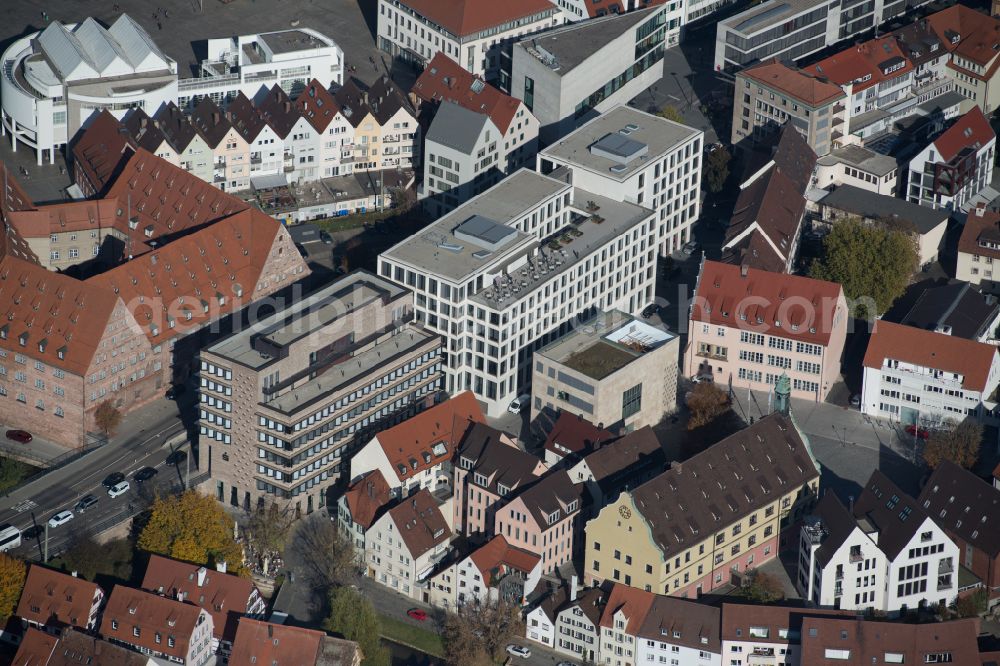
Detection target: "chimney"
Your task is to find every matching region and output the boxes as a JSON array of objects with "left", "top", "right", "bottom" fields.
[
  {"left": 570, "top": 575, "right": 578, "bottom": 602},
  {"left": 197, "top": 566, "right": 208, "bottom": 587},
  {"left": 740, "top": 264, "right": 749, "bottom": 278},
  {"left": 212, "top": 112, "right": 220, "bottom": 125},
  {"left": 176, "top": 590, "right": 185, "bottom": 602},
  {"left": 70, "top": 571, "right": 78, "bottom": 578},
  {"left": 267, "top": 624, "right": 273, "bottom": 638},
  {"left": 216, "top": 560, "right": 227, "bottom": 574},
  {"left": 362, "top": 91, "right": 369, "bottom": 105}
]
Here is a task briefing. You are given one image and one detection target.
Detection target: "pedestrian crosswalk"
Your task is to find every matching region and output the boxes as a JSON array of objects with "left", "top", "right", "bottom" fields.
[{"left": 12, "top": 499, "right": 36, "bottom": 513}]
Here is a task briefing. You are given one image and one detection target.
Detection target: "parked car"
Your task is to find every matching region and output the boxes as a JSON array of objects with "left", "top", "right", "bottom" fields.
[
  {"left": 73, "top": 495, "right": 99, "bottom": 514},
  {"left": 102, "top": 472, "right": 126, "bottom": 489},
  {"left": 165, "top": 385, "right": 186, "bottom": 400},
  {"left": 850, "top": 394, "right": 861, "bottom": 408},
  {"left": 166, "top": 450, "right": 188, "bottom": 466},
  {"left": 406, "top": 609, "right": 427, "bottom": 621},
  {"left": 134, "top": 467, "right": 159, "bottom": 483},
  {"left": 904, "top": 424, "right": 930, "bottom": 440},
  {"left": 5, "top": 430, "right": 32, "bottom": 444},
  {"left": 507, "top": 394, "right": 530, "bottom": 414},
  {"left": 47, "top": 511, "right": 75, "bottom": 529},
  {"left": 320, "top": 231, "right": 333, "bottom": 244},
  {"left": 108, "top": 481, "right": 131, "bottom": 498},
  {"left": 506, "top": 645, "right": 531, "bottom": 659}
]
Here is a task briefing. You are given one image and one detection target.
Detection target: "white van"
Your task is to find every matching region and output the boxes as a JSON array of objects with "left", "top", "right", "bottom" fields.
[
  {"left": 508, "top": 394, "right": 530, "bottom": 414},
  {"left": 0, "top": 524, "right": 21, "bottom": 552}
]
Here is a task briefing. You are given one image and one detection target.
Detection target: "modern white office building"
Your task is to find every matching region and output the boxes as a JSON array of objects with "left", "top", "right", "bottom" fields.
[
  {"left": 537, "top": 105, "right": 703, "bottom": 256},
  {"left": 0, "top": 15, "right": 178, "bottom": 165},
  {"left": 378, "top": 167, "right": 657, "bottom": 416}
]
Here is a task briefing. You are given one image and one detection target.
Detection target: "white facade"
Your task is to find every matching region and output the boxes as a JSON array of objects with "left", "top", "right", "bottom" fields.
[
  {"left": 798, "top": 516, "right": 890, "bottom": 611},
  {"left": 635, "top": 637, "right": 720, "bottom": 666},
  {"left": 907, "top": 132, "right": 996, "bottom": 211},
  {"left": 246, "top": 122, "right": 285, "bottom": 178},
  {"left": 379, "top": 168, "right": 658, "bottom": 416},
  {"left": 537, "top": 105, "right": 703, "bottom": 256},
  {"left": 526, "top": 605, "right": 557, "bottom": 648},
  {"left": 722, "top": 635, "right": 801, "bottom": 666},
  {"left": 365, "top": 505, "right": 451, "bottom": 601},
  {"left": 884, "top": 517, "right": 959, "bottom": 612},
  {"left": 350, "top": 435, "right": 449, "bottom": 496},
  {"left": 177, "top": 28, "right": 343, "bottom": 109}
]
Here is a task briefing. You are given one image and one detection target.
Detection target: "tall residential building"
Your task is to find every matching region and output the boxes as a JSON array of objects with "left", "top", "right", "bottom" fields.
[
  {"left": 509, "top": 7, "right": 674, "bottom": 144},
  {"left": 376, "top": 0, "right": 563, "bottom": 84},
  {"left": 197, "top": 271, "right": 443, "bottom": 514},
  {"left": 684, "top": 261, "right": 848, "bottom": 401},
  {"left": 584, "top": 413, "right": 820, "bottom": 598},
  {"left": 537, "top": 105, "right": 703, "bottom": 256},
  {"left": 378, "top": 167, "right": 657, "bottom": 415},
  {"left": 333, "top": 77, "right": 420, "bottom": 172}
]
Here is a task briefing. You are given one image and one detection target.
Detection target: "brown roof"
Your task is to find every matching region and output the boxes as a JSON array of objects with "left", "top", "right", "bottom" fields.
[
  {"left": 15, "top": 627, "right": 152, "bottom": 666},
  {"left": 258, "top": 85, "right": 305, "bottom": 138},
  {"left": 375, "top": 390, "right": 485, "bottom": 483},
  {"left": 811, "top": 492, "right": 862, "bottom": 567},
  {"left": 190, "top": 98, "right": 236, "bottom": 149},
  {"left": 512, "top": 470, "right": 582, "bottom": 532},
  {"left": 141, "top": 554, "right": 260, "bottom": 643},
  {"left": 123, "top": 108, "right": 170, "bottom": 155},
  {"left": 959, "top": 208, "right": 1000, "bottom": 261},
  {"left": 807, "top": 35, "right": 913, "bottom": 93},
  {"left": 386, "top": 488, "right": 451, "bottom": 558},
  {"left": 98, "top": 585, "right": 209, "bottom": 660},
  {"left": 229, "top": 618, "right": 361, "bottom": 666},
  {"left": 919, "top": 461, "right": 1000, "bottom": 558},
  {"left": 852, "top": 469, "right": 929, "bottom": 560},
  {"left": 631, "top": 413, "right": 819, "bottom": 558},
  {"left": 333, "top": 79, "right": 375, "bottom": 129},
  {"left": 393, "top": 0, "right": 557, "bottom": 37},
  {"left": 721, "top": 228, "right": 789, "bottom": 274},
  {"left": 799, "top": 616, "right": 980, "bottom": 664},
  {"left": 636, "top": 593, "right": 721, "bottom": 653},
  {"left": 8, "top": 199, "right": 120, "bottom": 238},
  {"left": 720, "top": 603, "right": 853, "bottom": 642},
  {"left": 411, "top": 53, "right": 522, "bottom": 133},
  {"left": 741, "top": 60, "right": 845, "bottom": 107},
  {"left": 928, "top": 5, "right": 1000, "bottom": 76},
  {"left": 560, "top": 585, "right": 605, "bottom": 626},
  {"left": 153, "top": 102, "right": 202, "bottom": 153},
  {"left": 226, "top": 92, "right": 269, "bottom": 144},
  {"left": 862, "top": 320, "right": 998, "bottom": 391},
  {"left": 724, "top": 166, "right": 805, "bottom": 272},
  {"left": 457, "top": 422, "right": 545, "bottom": 495},
  {"left": 87, "top": 207, "right": 291, "bottom": 345},
  {"left": 543, "top": 411, "right": 614, "bottom": 458},
  {"left": 932, "top": 106, "right": 995, "bottom": 163},
  {"left": 599, "top": 582, "right": 655, "bottom": 633},
  {"left": 0, "top": 256, "right": 121, "bottom": 376},
  {"left": 770, "top": 123, "right": 818, "bottom": 191},
  {"left": 367, "top": 76, "right": 415, "bottom": 125},
  {"left": 16, "top": 566, "right": 103, "bottom": 631},
  {"left": 691, "top": 260, "right": 844, "bottom": 346},
  {"left": 0, "top": 162, "right": 41, "bottom": 264},
  {"left": 343, "top": 469, "right": 394, "bottom": 530},
  {"left": 70, "top": 110, "right": 133, "bottom": 195},
  {"left": 582, "top": 426, "right": 664, "bottom": 484},
  {"left": 468, "top": 535, "right": 541, "bottom": 584},
  {"left": 296, "top": 79, "right": 342, "bottom": 133}
]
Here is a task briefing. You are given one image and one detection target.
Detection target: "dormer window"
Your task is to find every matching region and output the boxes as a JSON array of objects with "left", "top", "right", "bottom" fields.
[{"left": 18, "top": 332, "right": 27, "bottom": 347}]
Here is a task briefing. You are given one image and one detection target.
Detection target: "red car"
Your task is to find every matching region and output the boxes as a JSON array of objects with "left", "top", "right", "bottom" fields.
[
  {"left": 5, "top": 430, "right": 32, "bottom": 444},
  {"left": 406, "top": 609, "right": 428, "bottom": 621},
  {"left": 904, "top": 424, "right": 930, "bottom": 440}
]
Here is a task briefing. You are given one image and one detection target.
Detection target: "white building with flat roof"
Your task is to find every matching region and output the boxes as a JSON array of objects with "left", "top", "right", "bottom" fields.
[
  {"left": 537, "top": 105, "right": 703, "bottom": 256},
  {"left": 378, "top": 168, "right": 657, "bottom": 416}
]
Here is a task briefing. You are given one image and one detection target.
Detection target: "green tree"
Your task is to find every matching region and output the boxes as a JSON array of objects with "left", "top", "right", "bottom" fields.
[
  {"left": 0, "top": 553, "right": 26, "bottom": 621},
  {"left": 955, "top": 588, "right": 988, "bottom": 618},
  {"left": 686, "top": 382, "right": 730, "bottom": 430},
  {"left": 923, "top": 419, "right": 983, "bottom": 470},
  {"left": 742, "top": 569, "right": 785, "bottom": 603},
  {"left": 138, "top": 491, "right": 247, "bottom": 576},
  {"left": 325, "top": 586, "right": 390, "bottom": 666},
  {"left": 809, "top": 218, "right": 918, "bottom": 318},
  {"left": 93, "top": 400, "right": 123, "bottom": 437},
  {"left": 61, "top": 534, "right": 133, "bottom": 582},
  {"left": 290, "top": 517, "right": 357, "bottom": 591},
  {"left": 704, "top": 146, "right": 731, "bottom": 193},
  {"left": 659, "top": 105, "right": 685, "bottom": 123},
  {"left": 244, "top": 503, "right": 295, "bottom": 573},
  {"left": 0, "top": 457, "right": 30, "bottom": 493}
]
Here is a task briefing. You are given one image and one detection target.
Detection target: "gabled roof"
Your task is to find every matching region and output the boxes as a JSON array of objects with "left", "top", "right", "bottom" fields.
[
  {"left": 98, "top": 585, "right": 208, "bottom": 660},
  {"left": 141, "top": 554, "right": 259, "bottom": 643},
  {"left": 425, "top": 101, "right": 491, "bottom": 154},
  {"left": 636, "top": 594, "right": 721, "bottom": 653},
  {"left": 630, "top": 414, "right": 819, "bottom": 558},
  {"left": 0, "top": 162, "right": 40, "bottom": 264},
  {"left": 393, "top": 0, "right": 558, "bottom": 37},
  {"left": 229, "top": 618, "right": 361, "bottom": 666},
  {"left": 16, "top": 566, "right": 102, "bottom": 631},
  {"left": 724, "top": 166, "right": 804, "bottom": 271},
  {"left": 959, "top": 208, "right": 1000, "bottom": 261},
  {"left": 581, "top": 426, "right": 664, "bottom": 486},
  {"left": 468, "top": 535, "right": 541, "bottom": 585},
  {"left": 927, "top": 5, "right": 1000, "bottom": 72},
  {"left": 919, "top": 461, "right": 1000, "bottom": 558},
  {"left": 11, "top": 627, "right": 58, "bottom": 666},
  {"left": 71, "top": 110, "right": 133, "bottom": 195},
  {"left": 818, "top": 185, "right": 949, "bottom": 235},
  {"left": 810, "top": 492, "right": 863, "bottom": 567},
  {"left": 852, "top": 469, "right": 928, "bottom": 560},
  {"left": 257, "top": 85, "right": 306, "bottom": 138},
  {"left": 899, "top": 281, "right": 1000, "bottom": 340},
  {"left": 721, "top": 603, "right": 854, "bottom": 642},
  {"left": 740, "top": 60, "right": 845, "bottom": 107},
  {"left": 14, "top": 627, "right": 151, "bottom": 666},
  {"left": 691, "top": 260, "right": 844, "bottom": 346},
  {"left": 412, "top": 53, "right": 522, "bottom": 133},
  {"left": 190, "top": 98, "right": 236, "bottom": 149},
  {"left": 153, "top": 103, "right": 202, "bottom": 154},
  {"left": 543, "top": 411, "right": 614, "bottom": 459},
  {"left": 799, "top": 616, "right": 980, "bottom": 664},
  {"left": 386, "top": 488, "right": 450, "bottom": 558},
  {"left": 456, "top": 422, "right": 544, "bottom": 495},
  {"left": 807, "top": 35, "right": 913, "bottom": 93},
  {"left": 930, "top": 106, "right": 995, "bottom": 163},
  {"left": 511, "top": 470, "right": 581, "bottom": 531},
  {"left": 123, "top": 108, "right": 171, "bottom": 154},
  {"left": 333, "top": 79, "right": 375, "bottom": 128},
  {"left": 555, "top": 585, "right": 605, "bottom": 626},
  {"left": 367, "top": 76, "right": 415, "bottom": 125},
  {"left": 374, "top": 391, "right": 485, "bottom": 483},
  {"left": 770, "top": 124, "right": 817, "bottom": 192},
  {"left": 295, "top": 79, "right": 342, "bottom": 133},
  {"left": 599, "top": 583, "right": 655, "bottom": 633},
  {"left": 343, "top": 469, "right": 394, "bottom": 530},
  {"left": 862, "top": 320, "right": 999, "bottom": 392},
  {"left": 226, "top": 92, "right": 269, "bottom": 144}
]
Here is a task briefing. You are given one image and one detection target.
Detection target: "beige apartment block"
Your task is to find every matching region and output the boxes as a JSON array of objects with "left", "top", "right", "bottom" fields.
[{"left": 531, "top": 310, "right": 678, "bottom": 433}]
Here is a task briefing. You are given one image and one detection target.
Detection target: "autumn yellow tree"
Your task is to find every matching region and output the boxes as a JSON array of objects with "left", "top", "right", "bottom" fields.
[
  {"left": 0, "top": 553, "right": 26, "bottom": 621},
  {"left": 138, "top": 491, "right": 247, "bottom": 576}
]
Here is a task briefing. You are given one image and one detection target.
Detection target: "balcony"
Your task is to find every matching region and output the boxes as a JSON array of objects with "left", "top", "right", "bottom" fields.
[
  {"left": 283, "top": 165, "right": 295, "bottom": 173},
  {"left": 748, "top": 648, "right": 777, "bottom": 665},
  {"left": 696, "top": 349, "right": 728, "bottom": 362},
  {"left": 251, "top": 154, "right": 262, "bottom": 165},
  {"left": 834, "top": 584, "right": 843, "bottom": 596},
  {"left": 937, "top": 574, "right": 953, "bottom": 591},
  {"left": 939, "top": 559, "right": 954, "bottom": 575},
  {"left": 833, "top": 103, "right": 845, "bottom": 114}
]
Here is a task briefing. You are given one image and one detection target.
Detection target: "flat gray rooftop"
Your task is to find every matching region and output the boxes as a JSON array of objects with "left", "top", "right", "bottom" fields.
[
  {"left": 258, "top": 29, "right": 330, "bottom": 54},
  {"left": 381, "top": 169, "right": 568, "bottom": 281},
  {"left": 817, "top": 145, "right": 898, "bottom": 177},
  {"left": 720, "top": 0, "right": 820, "bottom": 34},
  {"left": 207, "top": 270, "right": 406, "bottom": 369},
  {"left": 513, "top": 8, "right": 661, "bottom": 74},
  {"left": 541, "top": 106, "right": 700, "bottom": 182}
]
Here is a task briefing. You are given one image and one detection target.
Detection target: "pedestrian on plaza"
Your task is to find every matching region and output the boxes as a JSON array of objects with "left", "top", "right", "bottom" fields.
[
  {"left": 164, "top": 9, "right": 169, "bottom": 18},
  {"left": 157, "top": 21, "right": 162, "bottom": 29}
]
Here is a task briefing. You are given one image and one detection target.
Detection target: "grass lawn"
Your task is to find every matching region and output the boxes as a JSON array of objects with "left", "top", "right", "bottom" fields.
[
  {"left": 0, "top": 456, "right": 40, "bottom": 493},
  {"left": 378, "top": 614, "right": 445, "bottom": 657}
]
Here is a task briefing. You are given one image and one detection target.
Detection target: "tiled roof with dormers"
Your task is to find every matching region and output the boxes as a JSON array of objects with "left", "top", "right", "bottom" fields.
[
  {"left": 226, "top": 92, "right": 269, "bottom": 144},
  {"left": 257, "top": 85, "right": 306, "bottom": 139},
  {"left": 70, "top": 110, "right": 133, "bottom": 195},
  {"left": 16, "top": 565, "right": 103, "bottom": 631},
  {"left": 190, "top": 98, "right": 236, "bottom": 149},
  {"left": 153, "top": 102, "right": 202, "bottom": 154},
  {"left": 98, "top": 585, "right": 209, "bottom": 662},
  {"left": 295, "top": 79, "right": 342, "bottom": 133},
  {"left": 0, "top": 162, "right": 40, "bottom": 264}
]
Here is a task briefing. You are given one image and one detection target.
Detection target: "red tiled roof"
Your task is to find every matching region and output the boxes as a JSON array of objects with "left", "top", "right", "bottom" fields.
[
  {"left": 599, "top": 583, "right": 655, "bottom": 633},
  {"left": 959, "top": 208, "right": 1000, "bottom": 261},
  {"left": 799, "top": 616, "right": 980, "bottom": 664},
  {"left": 343, "top": 469, "right": 393, "bottom": 530},
  {"left": 0, "top": 161, "right": 41, "bottom": 264},
  {"left": 691, "top": 260, "right": 844, "bottom": 346},
  {"left": 11, "top": 627, "right": 58, "bottom": 666},
  {"left": 863, "top": 320, "right": 999, "bottom": 391},
  {"left": 8, "top": 199, "right": 120, "bottom": 238},
  {"left": 411, "top": 53, "right": 523, "bottom": 134},
  {"left": 741, "top": 60, "right": 845, "bottom": 106},
  {"left": 543, "top": 411, "right": 614, "bottom": 458},
  {"left": 70, "top": 110, "right": 133, "bottom": 195},
  {"left": 721, "top": 603, "right": 853, "bottom": 642},
  {"left": 807, "top": 36, "right": 912, "bottom": 93},
  {"left": 375, "top": 390, "right": 485, "bottom": 483},
  {"left": 724, "top": 166, "right": 806, "bottom": 273},
  {"left": 16, "top": 566, "right": 103, "bottom": 631},
  {"left": 932, "top": 106, "right": 995, "bottom": 163},
  {"left": 295, "top": 79, "right": 342, "bottom": 133},
  {"left": 229, "top": 618, "right": 361, "bottom": 666},
  {"left": 386, "top": 488, "right": 451, "bottom": 557},
  {"left": 928, "top": 5, "right": 1000, "bottom": 75},
  {"left": 468, "top": 535, "right": 541, "bottom": 585},
  {"left": 15, "top": 628, "right": 152, "bottom": 666},
  {"left": 141, "top": 554, "right": 259, "bottom": 643},
  {"left": 395, "top": 0, "right": 558, "bottom": 37},
  {"left": 99, "top": 585, "right": 209, "bottom": 661}
]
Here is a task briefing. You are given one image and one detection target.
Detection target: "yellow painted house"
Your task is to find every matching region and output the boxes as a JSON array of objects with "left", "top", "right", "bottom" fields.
[{"left": 584, "top": 412, "right": 819, "bottom": 599}]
